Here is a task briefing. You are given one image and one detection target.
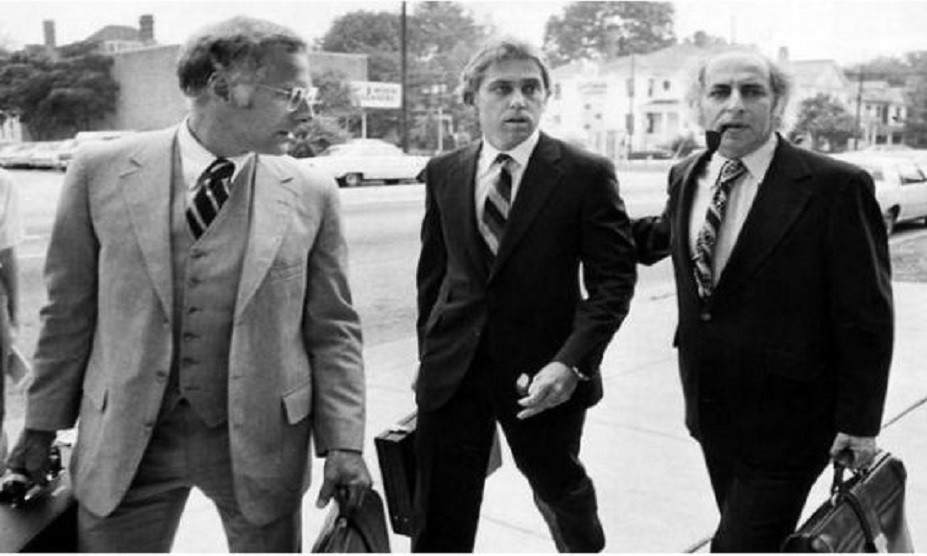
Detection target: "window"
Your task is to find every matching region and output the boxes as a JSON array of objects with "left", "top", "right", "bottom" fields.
[
  {"left": 554, "top": 83, "right": 562, "bottom": 100},
  {"left": 648, "top": 79, "right": 655, "bottom": 97},
  {"left": 663, "top": 80, "right": 671, "bottom": 92}
]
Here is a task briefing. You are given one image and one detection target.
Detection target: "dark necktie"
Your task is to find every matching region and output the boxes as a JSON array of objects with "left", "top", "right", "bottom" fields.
[
  {"left": 186, "top": 158, "right": 234, "bottom": 239},
  {"left": 482, "top": 153, "right": 513, "bottom": 255},
  {"left": 693, "top": 158, "right": 746, "bottom": 298}
]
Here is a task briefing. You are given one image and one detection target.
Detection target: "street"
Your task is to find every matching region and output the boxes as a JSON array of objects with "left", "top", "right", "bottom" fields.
[{"left": 7, "top": 168, "right": 675, "bottom": 350}]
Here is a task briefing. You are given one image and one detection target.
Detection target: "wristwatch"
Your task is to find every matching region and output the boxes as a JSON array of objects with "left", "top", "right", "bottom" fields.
[{"left": 570, "top": 366, "right": 591, "bottom": 382}]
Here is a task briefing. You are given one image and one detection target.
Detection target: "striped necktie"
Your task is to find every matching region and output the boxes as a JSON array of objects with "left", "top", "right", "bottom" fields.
[
  {"left": 693, "top": 158, "right": 746, "bottom": 298},
  {"left": 187, "top": 158, "right": 234, "bottom": 239},
  {"left": 482, "top": 153, "right": 513, "bottom": 255}
]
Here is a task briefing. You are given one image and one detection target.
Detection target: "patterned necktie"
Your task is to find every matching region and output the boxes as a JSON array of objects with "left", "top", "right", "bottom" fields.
[
  {"left": 693, "top": 158, "right": 747, "bottom": 298},
  {"left": 482, "top": 153, "right": 514, "bottom": 255},
  {"left": 187, "top": 158, "right": 235, "bottom": 239}
]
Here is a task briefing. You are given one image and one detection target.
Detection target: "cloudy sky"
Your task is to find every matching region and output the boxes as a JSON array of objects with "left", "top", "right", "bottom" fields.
[{"left": 0, "top": 0, "right": 925, "bottom": 65}]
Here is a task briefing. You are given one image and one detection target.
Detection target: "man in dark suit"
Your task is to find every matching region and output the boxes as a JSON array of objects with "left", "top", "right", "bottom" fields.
[
  {"left": 413, "top": 39, "right": 637, "bottom": 552},
  {"left": 634, "top": 50, "right": 894, "bottom": 552}
]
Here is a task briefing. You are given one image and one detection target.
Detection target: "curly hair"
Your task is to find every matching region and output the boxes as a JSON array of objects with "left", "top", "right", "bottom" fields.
[
  {"left": 176, "top": 16, "right": 307, "bottom": 97},
  {"left": 458, "top": 38, "right": 552, "bottom": 106}
]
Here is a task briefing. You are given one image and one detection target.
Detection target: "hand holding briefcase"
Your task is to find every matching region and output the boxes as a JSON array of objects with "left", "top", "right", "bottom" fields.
[
  {"left": 782, "top": 451, "right": 913, "bottom": 553},
  {"left": 374, "top": 411, "right": 502, "bottom": 536}
]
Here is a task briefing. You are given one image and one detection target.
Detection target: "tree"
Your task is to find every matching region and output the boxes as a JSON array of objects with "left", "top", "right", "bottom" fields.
[
  {"left": 682, "top": 30, "right": 727, "bottom": 47},
  {"left": 543, "top": 2, "right": 675, "bottom": 66},
  {"left": 317, "top": 2, "right": 490, "bottom": 151},
  {"left": 790, "top": 93, "right": 857, "bottom": 152},
  {"left": 0, "top": 41, "right": 119, "bottom": 139},
  {"left": 318, "top": 10, "right": 402, "bottom": 83}
]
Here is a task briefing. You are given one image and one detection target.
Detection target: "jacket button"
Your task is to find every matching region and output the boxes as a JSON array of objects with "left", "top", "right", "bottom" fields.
[{"left": 700, "top": 311, "right": 712, "bottom": 322}]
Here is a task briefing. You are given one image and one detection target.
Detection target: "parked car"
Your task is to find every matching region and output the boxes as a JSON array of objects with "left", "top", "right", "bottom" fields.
[
  {"left": 0, "top": 143, "right": 37, "bottom": 169},
  {"left": 831, "top": 152, "right": 927, "bottom": 234},
  {"left": 301, "top": 138, "right": 429, "bottom": 187},
  {"left": 27, "top": 140, "right": 75, "bottom": 170}
]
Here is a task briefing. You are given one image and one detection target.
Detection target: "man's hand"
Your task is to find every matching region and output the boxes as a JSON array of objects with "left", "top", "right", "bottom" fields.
[
  {"left": 315, "top": 449, "right": 372, "bottom": 512},
  {"left": 516, "top": 362, "right": 579, "bottom": 420},
  {"left": 830, "top": 432, "right": 878, "bottom": 470},
  {"left": 6, "top": 429, "right": 56, "bottom": 486}
]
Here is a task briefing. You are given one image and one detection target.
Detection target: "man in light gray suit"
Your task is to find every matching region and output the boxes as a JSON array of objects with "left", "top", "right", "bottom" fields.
[{"left": 5, "top": 16, "right": 370, "bottom": 552}]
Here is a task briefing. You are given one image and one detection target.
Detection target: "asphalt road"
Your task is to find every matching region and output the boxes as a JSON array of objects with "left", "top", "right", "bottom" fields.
[
  {"left": 6, "top": 168, "right": 674, "bottom": 351},
  {"left": 6, "top": 167, "right": 925, "bottom": 358}
]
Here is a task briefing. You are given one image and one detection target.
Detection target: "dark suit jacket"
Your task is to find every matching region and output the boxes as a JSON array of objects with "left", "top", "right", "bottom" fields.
[
  {"left": 635, "top": 137, "right": 894, "bottom": 469},
  {"left": 415, "top": 133, "right": 637, "bottom": 412}
]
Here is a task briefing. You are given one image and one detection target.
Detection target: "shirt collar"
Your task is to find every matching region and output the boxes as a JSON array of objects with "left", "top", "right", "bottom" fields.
[
  {"left": 479, "top": 129, "right": 541, "bottom": 171},
  {"left": 712, "top": 133, "right": 778, "bottom": 181},
  {"left": 177, "top": 118, "right": 252, "bottom": 189}
]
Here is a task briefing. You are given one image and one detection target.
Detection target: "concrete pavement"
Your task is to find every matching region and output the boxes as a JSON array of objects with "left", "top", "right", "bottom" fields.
[
  {"left": 165, "top": 277, "right": 927, "bottom": 552},
  {"left": 6, "top": 271, "right": 921, "bottom": 551}
]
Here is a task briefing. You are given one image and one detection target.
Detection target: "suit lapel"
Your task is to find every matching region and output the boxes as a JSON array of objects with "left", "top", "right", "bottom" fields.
[
  {"left": 714, "top": 139, "right": 814, "bottom": 298},
  {"left": 235, "top": 156, "right": 297, "bottom": 321},
  {"left": 445, "top": 142, "right": 489, "bottom": 277},
  {"left": 673, "top": 151, "right": 712, "bottom": 300},
  {"left": 491, "top": 134, "right": 562, "bottom": 277},
  {"left": 120, "top": 127, "right": 178, "bottom": 320}
]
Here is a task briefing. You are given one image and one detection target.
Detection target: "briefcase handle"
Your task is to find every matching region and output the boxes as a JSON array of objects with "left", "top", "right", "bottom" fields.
[{"left": 828, "top": 451, "right": 885, "bottom": 553}]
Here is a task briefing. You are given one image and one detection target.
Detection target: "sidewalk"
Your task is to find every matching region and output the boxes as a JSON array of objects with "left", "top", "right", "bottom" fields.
[{"left": 164, "top": 279, "right": 927, "bottom": 552}]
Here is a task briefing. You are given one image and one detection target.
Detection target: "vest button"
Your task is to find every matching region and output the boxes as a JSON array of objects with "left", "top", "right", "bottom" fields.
[
  {"left": 700, "top": 311, "right": 712, "bottom": 322},
  {"left": 187, "top": 307, "right": 200, "bottom": 315},
  {"left": 190, "top": 250, "right": 205, "bottom": 259},
  {"left": 182, "top": 331, "right": 198, "bottom": 341},
  {"left": 181, "top": 356, "right": 198, "bottom": 366}
]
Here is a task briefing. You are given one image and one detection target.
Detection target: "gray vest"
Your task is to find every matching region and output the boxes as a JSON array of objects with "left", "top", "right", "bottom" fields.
[{"left": 162, "top": 153, "right": 255, "bottom": 427}]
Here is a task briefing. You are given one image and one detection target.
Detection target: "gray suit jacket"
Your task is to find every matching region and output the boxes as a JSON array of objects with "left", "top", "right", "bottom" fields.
[{"left": 26, "top": 127, "right": 365, "bottom": 524}]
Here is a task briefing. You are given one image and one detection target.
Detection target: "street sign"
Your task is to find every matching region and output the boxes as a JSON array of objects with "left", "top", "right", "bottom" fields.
[{"left": 350, "top": 81, "right": 402, "bottom": 109}]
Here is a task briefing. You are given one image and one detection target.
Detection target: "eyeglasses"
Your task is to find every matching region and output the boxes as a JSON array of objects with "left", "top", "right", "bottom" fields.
[{"left": 256, "top": 84, "right": 315, "bottom": 115}]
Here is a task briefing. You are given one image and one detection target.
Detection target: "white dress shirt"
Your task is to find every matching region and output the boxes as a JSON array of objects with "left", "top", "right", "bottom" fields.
[
  {"left": 177, "top": 119, "right": 252, "bottom": 206},
  {"left": 474, "top": 130, "right": 541, "bottom": 242},
  {"left": 688, "top": 133, "right": 778, "bottom": 281}
]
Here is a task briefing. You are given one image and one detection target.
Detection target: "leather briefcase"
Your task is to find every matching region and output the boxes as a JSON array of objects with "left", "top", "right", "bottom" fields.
[
  {"left": 374, "top": 411, "right": 502, "bottom": 536},
  {"left": 0, "top": 443, "right": 77, "bottom": 552},
  {"left": 310, "top": 488, "right": 391, "bottom": 553},
  {"left": 782, "top": 451, "right": 914, "bottom": 553}
]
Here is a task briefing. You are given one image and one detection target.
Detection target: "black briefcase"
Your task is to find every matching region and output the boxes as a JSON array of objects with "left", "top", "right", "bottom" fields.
[
  {"left": 374, "top": 411, "right": 502, "bottom": 536},
  {"left": 0, "top": 444, "right": 77, "bottom": 552},
  {"left": 310, "top": 488, "right": 391, "bottom": 553},
  {"left": 782, "top": 451, "right": 914, "bottom": 553}
]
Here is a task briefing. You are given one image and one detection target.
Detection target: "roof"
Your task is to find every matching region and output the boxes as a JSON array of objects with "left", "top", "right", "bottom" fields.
[{"left": 85, "top": 25, "right": 141, "bottom": 44}]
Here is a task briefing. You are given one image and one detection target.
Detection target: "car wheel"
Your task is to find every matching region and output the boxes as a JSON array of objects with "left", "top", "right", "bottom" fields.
[
  {"left": 343, "top": 173, "right": 363, "bottom": 188},
  {"left": 883, "top": 210, "right": 897, "bottom": 236}
]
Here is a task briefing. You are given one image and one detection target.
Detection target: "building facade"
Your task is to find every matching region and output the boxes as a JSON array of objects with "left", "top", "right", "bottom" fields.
[{"left": 543, "top": 44, "right": 909, "bottom": 160}]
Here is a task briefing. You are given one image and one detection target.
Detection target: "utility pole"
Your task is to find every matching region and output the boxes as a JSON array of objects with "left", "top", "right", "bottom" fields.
[
  {"left": 854, "top": 67, "right": 864, "bottom": 150},
  {"left": 400, "top": 1, "right": 408, "bottom": 153},
  {"left": 626, "top": 54, "right": 635, "bottom": 159}
]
